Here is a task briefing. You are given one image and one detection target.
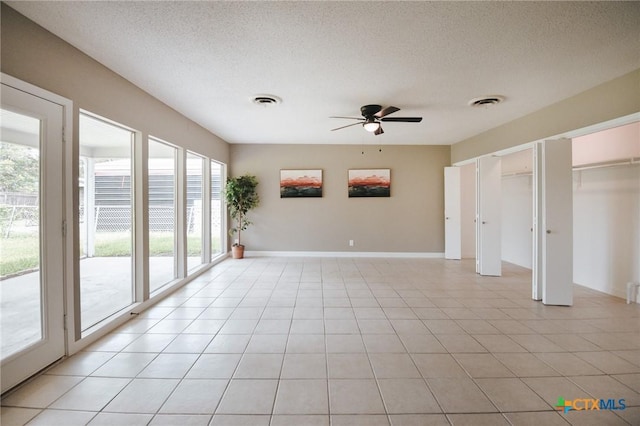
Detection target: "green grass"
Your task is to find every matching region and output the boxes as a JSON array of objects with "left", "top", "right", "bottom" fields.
[
  {"left": 0, "top": 234, "right": 39, "bottom": 277},
  {"left": 93, "top": 233, "right": 216, "bottom": 257},
  {"left": 1, "top": 232, "right": 222, "bottom": 278}
]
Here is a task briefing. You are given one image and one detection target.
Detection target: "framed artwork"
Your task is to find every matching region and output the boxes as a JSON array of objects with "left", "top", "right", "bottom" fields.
[
  {"left": 280, "top": 169, "right": 323, "bottom": 198},
  {"left": 348, "top": 169, "right": 391, "bottom": 197}
]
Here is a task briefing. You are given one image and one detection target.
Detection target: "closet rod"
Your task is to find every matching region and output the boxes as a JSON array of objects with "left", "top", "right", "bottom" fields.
[
  {"left": 573, "top": 157, "right": 639, "bottom": 171},
  {"left": 501, "top": 157, "right": 639, "bottom": 177}
]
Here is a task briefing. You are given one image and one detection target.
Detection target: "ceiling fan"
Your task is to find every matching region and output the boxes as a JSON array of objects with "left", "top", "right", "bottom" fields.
[{"left": 330, "top": 104, "right": 422, "bottom": 136}]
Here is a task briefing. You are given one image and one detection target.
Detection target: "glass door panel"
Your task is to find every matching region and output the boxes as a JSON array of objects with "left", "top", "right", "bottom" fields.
[
  {"left": 1, "top": 82, "right": 65, "bottom": 393},
  {"left": 211, "top": 161, "right": 223, "bottom": 259},
  {"left": 149, "top": 139, "right": 177, "bottom": 292},
  {"left": 79, "top": 113, "right": 134, "bottom": 331},
  {"left": 186, "top": 153, "right": 204, "bottom": 272},
  {"left": 1, "top": 110, "right": 42, "bottom": 358}
]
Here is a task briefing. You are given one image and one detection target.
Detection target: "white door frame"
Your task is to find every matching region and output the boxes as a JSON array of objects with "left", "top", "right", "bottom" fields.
[{"left": 1, "top": 74, "right": 73, "bottom": 393}]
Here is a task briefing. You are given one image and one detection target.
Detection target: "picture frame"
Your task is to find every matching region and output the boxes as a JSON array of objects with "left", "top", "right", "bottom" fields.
[
  {"left": 280, "top": 169, "right": 323, "bottom": 198},
  {"left": 348, "top": 169, "right": 390, "bottom": 197}
]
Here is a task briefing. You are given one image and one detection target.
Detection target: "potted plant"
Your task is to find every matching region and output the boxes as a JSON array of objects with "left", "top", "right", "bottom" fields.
[{"left": 223, "top": 174, "right": 259, "bottom": 259}]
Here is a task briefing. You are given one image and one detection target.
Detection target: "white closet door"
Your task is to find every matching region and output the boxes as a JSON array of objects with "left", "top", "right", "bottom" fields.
[
  {"left": 444, "top": 167, "right": 461, "bottom": 260},
  {"left": 541, "top": 139, "right": 573, "bottom": 305},
  {"left": 477, "top": 156, "right": 502, "bottom": 276}
]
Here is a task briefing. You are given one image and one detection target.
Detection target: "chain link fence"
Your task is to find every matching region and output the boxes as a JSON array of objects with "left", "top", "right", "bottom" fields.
[
  {"left": 0, "top": 193, "right": 39, "bottom": 238},
  {"left": 82, "top": 203, "right": 222, "bottom": 233}
]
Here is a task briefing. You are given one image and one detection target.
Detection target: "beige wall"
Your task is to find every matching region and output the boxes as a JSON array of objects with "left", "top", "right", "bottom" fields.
[
  {"left": 230, "top": 144, "right": 450, "bottom": 253},
  {"left": 451, "top": 69, "right": 640, "bottom": 163},
  {"left": 1, "top": 4, "right": 229, "bottom": 162}
]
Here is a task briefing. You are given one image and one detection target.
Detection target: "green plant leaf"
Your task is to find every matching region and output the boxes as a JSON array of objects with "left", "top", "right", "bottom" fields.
[{"left": 223, "top": 174, "right": 259, "bottom": 247}]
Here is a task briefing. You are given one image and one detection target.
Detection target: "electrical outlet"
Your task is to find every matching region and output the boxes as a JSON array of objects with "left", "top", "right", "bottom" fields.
[{"left": 349, "top": 240, "right": 354, "bottom": 247}]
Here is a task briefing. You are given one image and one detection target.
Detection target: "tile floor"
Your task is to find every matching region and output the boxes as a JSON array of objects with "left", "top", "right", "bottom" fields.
[{"left": 2, "top": 257, "right": 639, "bottom": 425}]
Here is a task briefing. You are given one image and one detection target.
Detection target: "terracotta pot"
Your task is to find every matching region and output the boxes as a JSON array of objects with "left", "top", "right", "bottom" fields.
[{"left": 232, "top": 245, "right": 245, "bottom": 259}]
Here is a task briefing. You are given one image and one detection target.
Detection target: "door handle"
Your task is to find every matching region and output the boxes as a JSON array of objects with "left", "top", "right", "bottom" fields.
[
  {"left": 546, "top": 230, "right": 551, "bottom": 234},
  {"left": 482, "top": 221, "right": 487, "bottom": 224},
  {"left": 445, "top": 217, "right": 450, "bottom": 220}
]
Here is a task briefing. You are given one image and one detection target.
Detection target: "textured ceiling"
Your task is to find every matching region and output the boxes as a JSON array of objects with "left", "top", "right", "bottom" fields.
[{"left": 7, "top": 1, "right": 640, "bottom": 146}]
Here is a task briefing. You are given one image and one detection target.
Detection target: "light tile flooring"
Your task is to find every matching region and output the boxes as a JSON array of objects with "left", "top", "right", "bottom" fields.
[{"left": 2, "top": 257, "right": 639, "bottom": 426}]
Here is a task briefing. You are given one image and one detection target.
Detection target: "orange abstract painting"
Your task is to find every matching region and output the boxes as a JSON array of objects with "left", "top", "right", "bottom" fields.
[
  {"left": 348, "top": 169, "right": 390, "bottom": 197},
  {"left": 280, "top": 169, "right": 323, "bottom": 198}
]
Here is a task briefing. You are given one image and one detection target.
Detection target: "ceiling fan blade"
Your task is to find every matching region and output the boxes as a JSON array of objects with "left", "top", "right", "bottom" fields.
[
  {"left": 331, "top": 122, "right": 363, "bottom": 131},
  {"left": 380, "top": 117, "right": 422, "bottom": 122},
  {"left": 330, "top": 116, "right": 364, "bottom": 120},
  {"left": 375, "top": 106, "right": 400, "bottom": 118},
  {"left": 374, "top": 126, "right": 384, "bottom": 136}
]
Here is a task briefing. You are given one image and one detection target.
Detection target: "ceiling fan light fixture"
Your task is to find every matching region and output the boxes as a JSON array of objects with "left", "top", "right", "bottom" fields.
[
  {"left": 330, "top": 105, "right": 421, "bottom": 135},
  {"left": 363, "top": 120, "right": 380, "bottom": 132}
]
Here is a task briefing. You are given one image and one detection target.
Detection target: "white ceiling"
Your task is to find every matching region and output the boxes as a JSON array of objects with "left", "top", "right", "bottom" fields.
[{"left": 7, "top": 1, "right": 640, "bottom": 146}]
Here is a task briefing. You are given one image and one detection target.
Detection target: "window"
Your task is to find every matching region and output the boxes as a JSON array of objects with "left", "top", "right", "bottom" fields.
[
  {"left": 0, "top": 109, "right": 42, "bottom": 357},
  {"left": 148, "top": 139, "right": 177, "bottom": 292},
  {"left": 186, "top": 152, "right": 204, "bottom": 272},
  {"left": 211, "top": 160, "right": 224, "bottom": 260},
  {"left": 79, "top": 113, "right": 134, "bottom": 330},
  {"left": 75, "top": 114, "right": 225, "bottom": 334}
]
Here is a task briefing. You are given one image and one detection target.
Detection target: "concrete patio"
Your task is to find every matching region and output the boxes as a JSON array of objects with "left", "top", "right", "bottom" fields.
[{"left": 0, "top": 256, "right": 195, "bottom": 358}]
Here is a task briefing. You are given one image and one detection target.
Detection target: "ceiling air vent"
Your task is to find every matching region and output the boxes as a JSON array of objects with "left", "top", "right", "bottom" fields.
[
  {"left": 468, "top": 95, "right": 505, "bottom": 107},
  {"left": 252, "top": 95, "right": 281, "bottom": 106}
]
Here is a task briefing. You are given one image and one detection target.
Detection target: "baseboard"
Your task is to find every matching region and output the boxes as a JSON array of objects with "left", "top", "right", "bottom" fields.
[{"left": 243, "top": 251, "right": 445, "bottom": 259}]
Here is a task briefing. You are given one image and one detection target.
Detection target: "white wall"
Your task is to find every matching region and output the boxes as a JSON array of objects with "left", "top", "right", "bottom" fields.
[
  {"left": 572, "top": 122, "right": 640, "bottom": 300},
  {"left": 573, "top": 165, "right": 640, "bottom": 299},
  {"left": 501, "top": 175, "right": 532, "bottom": 268},
  {"left": 573, "top": 123, "right": 639, "bottom": 165},
  {"left": 501, "top": 149, "right": 533, "bottom": 268}
]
